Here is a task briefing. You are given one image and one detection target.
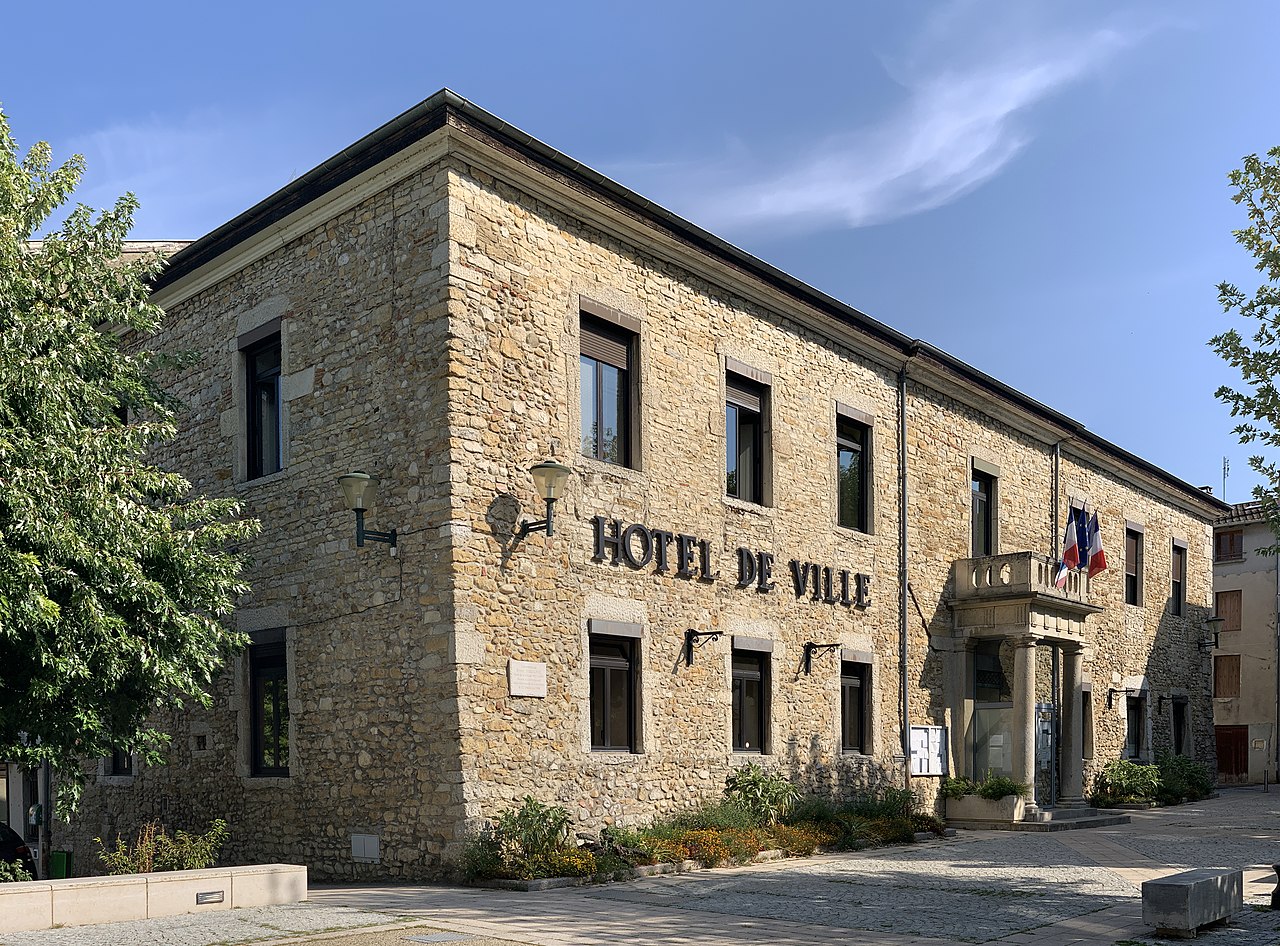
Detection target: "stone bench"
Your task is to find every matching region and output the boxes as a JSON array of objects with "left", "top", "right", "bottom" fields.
[
  {"left": 0, "top": 863, "right": 307, "bottom": 933},
  {"left": 1142, "top": 867, "right": 1242, "bottom": 939}
]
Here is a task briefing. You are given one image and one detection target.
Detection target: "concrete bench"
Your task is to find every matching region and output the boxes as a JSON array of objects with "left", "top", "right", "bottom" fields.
[
  {"left": 1142, "top": 867, "right": 1242, "bottom": 939},
  {"left": 0, "top": 863, "right": 307, "bottom": 933}
]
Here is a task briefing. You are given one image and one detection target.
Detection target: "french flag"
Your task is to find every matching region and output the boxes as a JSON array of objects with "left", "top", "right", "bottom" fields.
[
  {"left": 1055, "top": 508, "right": 1081, "bottom": 587},
  {"left": 1086, "top": 512, "right": 1108, "bottom": 577}
]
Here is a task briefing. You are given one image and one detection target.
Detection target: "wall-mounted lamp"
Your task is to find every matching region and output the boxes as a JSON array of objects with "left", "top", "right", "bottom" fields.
[
  {"left": 1157, "top": 695, "right": 1168, "bottom": 714},
  {"left": 516, "top": 460, "right": 573, "bottom": 539},
  {"left": 1198, "top": 615, "right": 1225, "bottom": 655},
  {"left": 338, "top": 471, "right": 397, "bottom": 548},
  {"left": 802, "top": 642, "right": 841, "bottom": 675},
  {"left": 1106, "top": 687, "right": 1129, "bottom": 709},
  {"left": 684, "top": 629, "right": 723, "bottom": 666}
]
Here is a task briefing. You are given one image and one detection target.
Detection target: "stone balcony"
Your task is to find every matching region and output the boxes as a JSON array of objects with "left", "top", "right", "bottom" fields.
[{"left": 949, "top": 551, "right": 1102, "bottom": 641}]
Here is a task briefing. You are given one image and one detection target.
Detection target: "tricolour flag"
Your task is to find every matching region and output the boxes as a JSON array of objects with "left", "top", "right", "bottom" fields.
[
  {"left": 1055, "top": 507, "right": 1080, "bottom": 587},
  {"left": 1086, "top": 512, "right": 1108, "bottom": 577}
]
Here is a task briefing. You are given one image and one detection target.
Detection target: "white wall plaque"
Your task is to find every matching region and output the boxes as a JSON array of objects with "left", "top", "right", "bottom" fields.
[
  {"left": 909, "top": 725, "right": 948, "bottom": 777},
  {"left": 508, "top": 659, "right": 547, "bottom": 698}
]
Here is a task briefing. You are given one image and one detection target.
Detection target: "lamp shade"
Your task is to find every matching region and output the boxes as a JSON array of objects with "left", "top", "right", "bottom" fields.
[
  {"left": 339, "top": 471, "right": 379, "bottom": 511},
  {"left": 529, "top": 460, "right": 572, "bottom": 501}
]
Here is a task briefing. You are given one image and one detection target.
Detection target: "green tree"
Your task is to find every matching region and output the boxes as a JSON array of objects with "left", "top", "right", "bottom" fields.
[
  {"left": 1212, "top": 147, "right": 1280, "bottom": 532},
  {"left": 0, "top": 109, "right": 256, "bottom": 809}
]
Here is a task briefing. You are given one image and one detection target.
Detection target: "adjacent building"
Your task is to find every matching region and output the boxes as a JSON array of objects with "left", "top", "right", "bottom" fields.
[
  {"left": 1211, "top": 501, "right": 1279, "bottom": 784},
  {"left": 55, "top": 90, "right": 1228, "bottom": 879}
]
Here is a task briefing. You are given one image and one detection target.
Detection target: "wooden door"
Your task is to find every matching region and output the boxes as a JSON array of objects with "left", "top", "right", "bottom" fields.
[{"left": 1216, "top": 726, "right": 1249, "bottom": 783}]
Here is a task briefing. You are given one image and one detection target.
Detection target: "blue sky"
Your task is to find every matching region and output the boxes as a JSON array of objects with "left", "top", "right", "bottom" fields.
[{"left": 3, "top": 0, "right": 1276, "bottom": 501}]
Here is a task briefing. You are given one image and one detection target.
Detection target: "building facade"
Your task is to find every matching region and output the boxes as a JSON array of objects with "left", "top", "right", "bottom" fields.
[
  {"left": 1211, "top": 502, "right": 1279, "bottom": 784},
  {"left": 56, "top": 91, "right": 1227, "bottom": 879}
]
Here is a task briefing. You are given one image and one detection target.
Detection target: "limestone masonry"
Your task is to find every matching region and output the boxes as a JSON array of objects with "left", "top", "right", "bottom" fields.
[{"left": 56, "top": 90, "right": 1228, "bottom": 880}]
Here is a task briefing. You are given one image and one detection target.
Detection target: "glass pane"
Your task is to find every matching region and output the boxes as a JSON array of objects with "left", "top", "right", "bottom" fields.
[
  {"left": 608, "top": 667, "right": 630, "bottom": 748},
  {"left": 257, "top": 380, "right": 281, "bottom": 474},
  {"left": 590, "top": 665, "right": 606, "bottom": 746},
  {"left": 841, "top": 678, "right": 862, "bottom": 751},
  {"left": 580, "top": 357, "right": 597, "bottom": 458},
  {"left": 738, "top": 412, "right": 758, "bottom": 503},
  {"left": 838, "top": 443, "right": 861, "bottom": 529},
  {"left": 601, "top": 363, "right": 622, "bottom": 464},
  {"left": 972, "top": 705, "right": 1015, "bottom": 777},
  {"left": 726, "top": 404, "right": 739, "bottom": 496},
  {"left": 740, "top": 678, "right": 761, "bottom": 750}
]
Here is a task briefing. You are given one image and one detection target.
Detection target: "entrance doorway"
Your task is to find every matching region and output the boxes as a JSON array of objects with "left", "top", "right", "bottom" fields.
[{"left": 1216, "top": 726, "right": 1249, "bottom": 783}]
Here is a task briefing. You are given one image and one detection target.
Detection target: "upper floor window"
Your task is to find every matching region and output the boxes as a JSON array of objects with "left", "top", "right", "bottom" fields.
[
  {"left": 589, "top": 634, "right": 636, "bottom": 752},
  {"left": 1171, "top": 541, "right": 1186, "bottom": 617},
  {"left": 837, "top": 412, "right": 870, "bottom": 532},
  {"left": 727, "top": 373, "right": 768, "bottom": 505},
  {"left": 250, "top": 634, "right": 289, "bottom": 777},
  {"left": 1214, "top": 529, "right": 1244, "bottom": 562},
  {"left": 579, "top": 316, "right": 634, "bottom": 466},
  {"left": 1214, "top": 654, "right": 1241, "bottom": 698},
  {"left": 971, "top": 468, "right": 996, "bottom": 556},
  {"left": 1216, "top": 589, "right": 1242, "bottom": 632},
  {"left": 1125, "top": 528, "right": 1144, "bottom": 606},
  {"left": 245, "top": 334, "right": 282, "bottom": 480}
]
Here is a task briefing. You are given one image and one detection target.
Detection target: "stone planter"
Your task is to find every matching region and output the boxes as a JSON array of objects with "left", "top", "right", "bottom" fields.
[{"left": 945, "top": 794, "right": 1026, "bottom": 826}]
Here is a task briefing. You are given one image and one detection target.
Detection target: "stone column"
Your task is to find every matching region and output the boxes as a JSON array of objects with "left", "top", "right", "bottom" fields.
[
  {"left": 1058, "top": 643, "right": 1086, "bottom": 807},
  {"left": 1012, "top": 636, "right": 1039, "bottom": 813}
]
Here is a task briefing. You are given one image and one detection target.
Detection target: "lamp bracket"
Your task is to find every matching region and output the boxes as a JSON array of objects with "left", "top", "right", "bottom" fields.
[
  {"left": 684, "top": 629, "right": 723, "bottom": 666},
  {"left": 516, "top": 498, "right": 559, "bottom": 540},
  {"left": 354, "top": 508, "right": 397, "bottom": 548},
  {"left": 802, "top": 641, "right": 842, "bottom": 675}
]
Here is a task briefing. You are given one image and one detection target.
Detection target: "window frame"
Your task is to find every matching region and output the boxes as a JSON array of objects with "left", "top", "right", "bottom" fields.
[
  {"left": 244, "top": 333, "right": 283, "bottom": 481},
  {"left": 579, "top": 315, "right": 635, "bottom": 468},
  {"left": 589, "top": 634, "right": 637, "bottom": 752},
  {"left": 731, "top": 650, "right": 768, "bottom": 753},
  {"left": 971, "top": 468, "right": 996, "bottom": 556},
  {"left": 105, "top": 747, "right": 133, "bottom": 777},
  {"left": 1124, "top": 528, "right": 1144, "bottom": 606},
  {"left": 840, "top": 661, "right": 870, "bottom": 754},
  {"left": 836, "top": 413, "right": 870, "bottom": 533},
  {"left": 250, "top": 636, "right": 290, "bottom": 777},
  {"left": 1171, "top": 541, "right": 1186, "bottom": 617},
  {"left": 1171, "top": 697, "right": 1190, "bottom": 756},
  {"left": 1125, "top": 693, "right": 1147, "bottom": 759},
  {"left": 1215, "top": 529, "right": 1244, "bottom": 563},
  {"left": 726, "top": 372, "right": 768, "bottom": 506}
]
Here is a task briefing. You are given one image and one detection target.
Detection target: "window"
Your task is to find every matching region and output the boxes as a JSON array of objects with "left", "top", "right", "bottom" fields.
[
  {"left": 105, "top": 748, "right": 132, "bottom": 777},
  {"left": 726, "top": 374, "right": 767, "bottom": 505},
  {"left": 1215, "top": 529, "right": 1244, "bottom": 562},
  {"left": 245, "top": 334, "right": 282, "bottom": 479},
  {"left": 579, "top": 316, "right": 633, "bottom": 466},
  {"left": 1171, "top": 542, "right": 1186, "bottom": 617},
  {"left": 1216, "top": 590, "right": 1242, "bottom": 632},
  {"left": 1081, "top": 689, "right": 1095, "bottom": 760},
  {"left": 841, "top": 661, "right": 870, "bottom": 753},
  {"left": 250, "top": 636, "right": 289, "bottom": 776},
  {"left": 1172, "top": 697, "right": 1189, "bottom": 755},
  {"left": 837, "top": 414, "right": 870, "bottom": 532},
  {"left": 1125, "top": 693, "right": 1147, "bottom": 758},
  {"left": 732, "top": 651, "right": 768, "bottom": 752},
  {"left": 1214, "top": 654, "right": 1241, "bottom": 698},
  {"left": 1124, "top": 528, "right": 1143, "bottom": 606},
  {"left": 589, "top": 636, "right": 636, "bottom": 751},
  {"left": 971, "top": 469, "right": 996, "bottom": 556}
]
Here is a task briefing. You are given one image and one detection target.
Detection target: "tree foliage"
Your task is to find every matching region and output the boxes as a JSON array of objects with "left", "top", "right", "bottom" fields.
[
  {"left": 1212, "top": 147, "right": 1280, "bottom": 536},
  {"left": 0, "top": 108, "right": 256, "bottom": 807}
]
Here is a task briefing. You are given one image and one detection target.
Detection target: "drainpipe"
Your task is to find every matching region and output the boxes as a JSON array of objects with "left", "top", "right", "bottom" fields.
[
  {"left": 898, "top": 361, "right": 911, "bottom": 791},
  {"left": 1052, "top": 442, "right": 1061, "bottom": 562}
]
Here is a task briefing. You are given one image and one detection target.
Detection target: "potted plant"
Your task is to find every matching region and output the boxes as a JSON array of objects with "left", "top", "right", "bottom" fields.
[{"left": 941, "top": 774, "right": 1031, "bottom": 825}]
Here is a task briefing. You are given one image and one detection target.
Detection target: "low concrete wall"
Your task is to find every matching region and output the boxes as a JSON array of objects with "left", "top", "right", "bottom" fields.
[{"left": 0, "top": 864, "right": 306, "bottom": 933}]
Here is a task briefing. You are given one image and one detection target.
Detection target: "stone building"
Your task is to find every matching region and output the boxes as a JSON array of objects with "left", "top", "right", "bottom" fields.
[
  {"left": 56, "top": 90, "right": 1227, "bottom": 879},
  {"left": 1211, "top": 501, "right": 1279, "bottom": 784}
]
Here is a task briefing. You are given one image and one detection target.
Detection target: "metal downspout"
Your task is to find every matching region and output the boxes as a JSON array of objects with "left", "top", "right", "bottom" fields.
[{"left": 899, "top": 363, "right": 911, "bottom": 790}]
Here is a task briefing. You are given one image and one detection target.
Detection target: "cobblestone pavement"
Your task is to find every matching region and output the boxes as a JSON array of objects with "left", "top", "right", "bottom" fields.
[{"left": 8, "top": 788, "right": 1280, "bottom": 946}]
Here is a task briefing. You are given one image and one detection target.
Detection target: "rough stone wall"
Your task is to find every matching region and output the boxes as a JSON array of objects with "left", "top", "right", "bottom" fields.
[{"left": 58, "top": 163, "right": 465, "bottom": 880}]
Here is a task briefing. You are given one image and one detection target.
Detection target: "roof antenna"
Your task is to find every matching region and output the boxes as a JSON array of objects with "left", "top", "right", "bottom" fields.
[{"left": 1223, "top": 457, "right": 1230, "bottom": 503}]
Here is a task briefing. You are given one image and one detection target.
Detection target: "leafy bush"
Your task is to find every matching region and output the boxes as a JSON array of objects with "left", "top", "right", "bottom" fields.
[
  {"left": 494, "top": 796, "right": 571, "bottom": 858},
  {"left": 941, "top": 773, "right": 1029, "bottom": 800},
  {"left": 771, "top": 823, "right": 836, "bottom": 855},
  {"left": 1155, "top": 752, "right": 1213, "bottom": 804},
  {"left": 940, "top": 776, "right": 976, "bottom": 799},
  {"left": 459, "top": 796, "right": 581, "bottom": 881},
  {"left": 911, "top": 812, "right": 946, "bottom": 835},
  {"left": 667, "top": 799, "right": 760, "bottom": 832},
  {"left": 96, "top": 819, "right": 228, "bottom": 874},
  {"left": 848, "top": 787, "right": 916, "bottom": 820},
  {"left": 0, "top": 859, "right": 32, "bottom": 883},
  {"left": 723, "top": 763, "right": 799, "bottom": 825},
  {"left": 1090, "top": 760, "right": 1162, "bottom": 807}
]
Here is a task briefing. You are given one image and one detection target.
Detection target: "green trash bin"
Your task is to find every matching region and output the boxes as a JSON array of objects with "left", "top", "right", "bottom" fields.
[{"left": 49, "top": 850, "right": 71, "bottom": 879}]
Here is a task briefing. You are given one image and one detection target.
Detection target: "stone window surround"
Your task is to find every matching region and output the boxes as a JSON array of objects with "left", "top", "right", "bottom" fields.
[
  {"left": 97, "top": 751, "right": 137, "bottom": 787},
  {"left": 835, "top": 402, "right": 875, "bottom": 536},
  {"left": 586, "top": 619, "right": 644, "bottom": 755},
  {"left": 234, "top": 609, "right": 297, "bottom": 786},
  {"left": 572, "top": 295, "right": 647, "bottom": 477}
]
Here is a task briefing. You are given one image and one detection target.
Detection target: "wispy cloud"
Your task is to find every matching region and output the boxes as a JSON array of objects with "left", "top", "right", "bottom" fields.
[{"left": 633, "top": 7, "right": 1146, "bottom": 234}]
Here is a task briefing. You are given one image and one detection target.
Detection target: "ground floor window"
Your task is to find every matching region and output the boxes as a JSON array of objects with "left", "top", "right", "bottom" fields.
[
  {"left": 841, "top": 661, "right": 869, "bottom": 753},
  {"left": 590, "top": 635, "right": 636, "bottom": 751},
  {"left": 250, "top": 634, "right": 289, "bottom": 776},
  {"left": 1172, "top": 696, "right": 1189, "bottom": 755},
  {"left": 105, "top": 748, "right": 132, "bottom": 777},
  {"left": 732, "top": 651, "right": 767, "bottom": 752},
  {"left": 1125, "top": 693, "right": 1146, "bottom": 759}
]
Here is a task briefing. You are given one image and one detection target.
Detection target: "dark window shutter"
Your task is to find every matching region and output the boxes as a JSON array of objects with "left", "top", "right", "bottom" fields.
[
  {"left": 726, "top": 375, "right": 762, "bottom": 413},
  {"left": 581, "top": 318, "right": 629, "bottom": 369}
]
